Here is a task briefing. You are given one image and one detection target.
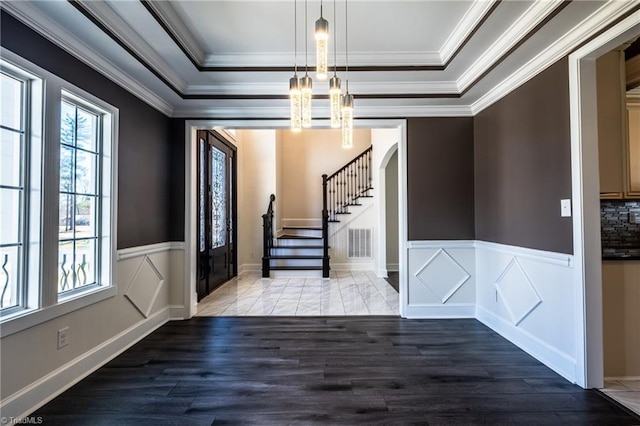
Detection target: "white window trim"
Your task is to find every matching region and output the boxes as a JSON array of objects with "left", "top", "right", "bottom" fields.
[{"left": 0, "top": 48, "right": 118, "bottom": 338}]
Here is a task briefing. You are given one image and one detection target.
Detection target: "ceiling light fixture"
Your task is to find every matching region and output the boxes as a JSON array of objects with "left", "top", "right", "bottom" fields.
[
  {"left": 289, "top": 0, "right": 302, "bottom": 132},
  {"left": 341, "top": 0, "right": 353, "bottom": 148},
  {"left": 315, "top": 0, "right": 329, "bottom": 81},
  {"left": 301, "top": 0, "right": 313, "bottom": 128},
  {"left": 329, "top": 0, "right": 341, "bottom": 128}
]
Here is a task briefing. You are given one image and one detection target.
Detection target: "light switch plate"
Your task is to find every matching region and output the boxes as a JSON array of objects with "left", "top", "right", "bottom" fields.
[{"left": 561, "top": 199, "right": 571, "bottom": 217}]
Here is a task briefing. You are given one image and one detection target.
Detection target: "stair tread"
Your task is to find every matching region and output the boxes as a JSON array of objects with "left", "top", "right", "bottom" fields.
[
  {"left": 282, "top": 226, "right": 322, "bottom": 231},
  {"left": 278, "top": 235, "right": 323, "bottom": 239},
  {"left": 270, "top": 266, "right": 323, "bottom": 271}
]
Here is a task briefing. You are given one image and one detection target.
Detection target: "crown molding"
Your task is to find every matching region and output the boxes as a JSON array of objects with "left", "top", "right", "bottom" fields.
[
  {"left": 76, "top": 0, "right": 187, "bottom": 93},
  {"left": 440, "top": 0, "right": 498, "bottom": 64},
  {"left": 202, "top": 51, "right": 443, "bottom": 68},
  {"left": 471, "top": 1, "right": 640, "bottom": 115},
  {"left": 0, "top": 1, "right": 174, "bottom": 116},
  {"left": 184, "top": 80, "right": 459, "bottom": 96},
  {"left": 172, "top": 103, "right": 472, "bottom": 119},
  {"left": 141, "top": 0, "right": 206, "bottom": 66},
  {"left": 457, "top": 0, "right": 564, "bottom": 92}
]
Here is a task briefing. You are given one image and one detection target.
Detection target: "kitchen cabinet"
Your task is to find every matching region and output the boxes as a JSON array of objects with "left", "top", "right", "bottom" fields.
[
  {"left": 602, "top": 260, "right": 640, "bottom": 377},
  {"left": 627, "top": 104, "right": 640, "bottom": 197},
  {"left": 597, "top": 50, "right": 626, "bottom": 198}
]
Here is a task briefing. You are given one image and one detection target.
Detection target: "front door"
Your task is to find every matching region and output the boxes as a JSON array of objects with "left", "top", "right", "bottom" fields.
[{"left": 197, "top": 130, "right": 236, "bottom": 300}]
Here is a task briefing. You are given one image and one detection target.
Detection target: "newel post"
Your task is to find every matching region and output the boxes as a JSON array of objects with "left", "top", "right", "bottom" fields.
[
  {"left": 322, "top": 174, "right": 330, "bottom": 278},
  {"left": 262, "top": 194, "right": 275, "bottom": 278}
]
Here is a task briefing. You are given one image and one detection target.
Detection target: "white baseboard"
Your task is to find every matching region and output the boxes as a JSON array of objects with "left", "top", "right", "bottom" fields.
[
  {"left": 239, "top": 263, "right": 261, "bottom": 274},
  {"left": 330, "top": 262, "right": 374, "bottom": 271},
  {"left": 169, "top": 305, "right": 185, "bottom": 320},
  {"left": 386, "top": 263, "right": 399, "bottom": 272},
  {"left": 282, "top": 218, "right": 322, "bottom": 228},
  {"left": 1, "top": 307, "right": 170, "bottom": 420},
  {"left": 376, "top": 268, "right": 388, "bottom": 278},
  {"left": 604, "top": 376, "right": 640, "bottom": 382},
  {"left": 405, "top": 303, "right": 475, "bottom": 319},
  {"left": 476, "top": 305, "right": 577, "bottom": 383}
]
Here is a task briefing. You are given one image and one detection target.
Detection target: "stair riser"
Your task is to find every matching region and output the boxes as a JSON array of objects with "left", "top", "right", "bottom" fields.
[
  {"left": 283, "top": 230, "right": 322, "bottom": 238},
  {"left": 271, "top": 270, "right": 323, "bottom": 278},
  {"left": 276, "top": 239, "right": 324, "bottom": 247},
  {"left": 270, "top": 259, "right": 323, "bottom": 268}
]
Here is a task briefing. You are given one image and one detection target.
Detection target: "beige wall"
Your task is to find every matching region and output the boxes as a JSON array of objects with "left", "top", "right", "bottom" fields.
[
  {"left": 235, "top": 130, "right": 277, "bottom": 268},
  {"left": 275, "top": 131, "right": 284, "bottom": 234},
  {"left": 280, "top": 129, "right": 371, "bottom": 221},
  {"left": 603, "top": 260, "right": 640, "bottom": 377},
  {"left": 385, "top": 150, "right": 399, "bottom": 270}
]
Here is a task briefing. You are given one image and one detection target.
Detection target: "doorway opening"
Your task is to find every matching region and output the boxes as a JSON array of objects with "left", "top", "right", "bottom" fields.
[
  {"left": 183, "top": 123, "right": 408, "bottom": 318},
  {"left": 196, "top": 130, "right": 237, "bottom": 301},
  {"left": 568, "top": 9, "right": 640, "bottom": 389}
]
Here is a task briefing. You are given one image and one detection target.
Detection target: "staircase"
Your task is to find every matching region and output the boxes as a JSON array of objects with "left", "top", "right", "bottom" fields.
[{"left": 262, "top": 146, "right": 373, "bottom": 278}]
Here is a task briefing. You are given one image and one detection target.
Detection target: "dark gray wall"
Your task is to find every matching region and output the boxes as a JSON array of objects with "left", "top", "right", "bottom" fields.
[
  {"left": 407, "top": 117, "right": 475, "bottom": 240},
  {"left": 169, "top": 119, "right": 186, "bottom": 242},
  {"left": 1, "top": 11, "right": 180, "bottom": 249},
  {"left": 474, "top": 58, "right": 573, "bottom": 254}
]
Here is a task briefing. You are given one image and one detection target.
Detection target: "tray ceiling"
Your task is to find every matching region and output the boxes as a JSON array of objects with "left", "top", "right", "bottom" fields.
[{"left": 1, "top": 0, "right": 638, "bottom": 120}]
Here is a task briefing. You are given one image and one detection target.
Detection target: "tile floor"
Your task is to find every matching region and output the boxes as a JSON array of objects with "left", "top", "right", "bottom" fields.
[
  {"left": 197, "top": 271, "right": 400, "bottom": 316},
  {"left": 601, "top": 379, "right": 640, "bottom": 416}
]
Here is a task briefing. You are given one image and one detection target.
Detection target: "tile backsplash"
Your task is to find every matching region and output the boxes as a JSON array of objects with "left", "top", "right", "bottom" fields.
[{"left": 601, "top": 200, "right": 640, "bottom": 248}]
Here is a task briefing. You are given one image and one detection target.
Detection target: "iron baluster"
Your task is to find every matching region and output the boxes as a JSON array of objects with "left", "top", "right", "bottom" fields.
[{"left": 1, "top": 254, "right": 9, "bottom": 308}]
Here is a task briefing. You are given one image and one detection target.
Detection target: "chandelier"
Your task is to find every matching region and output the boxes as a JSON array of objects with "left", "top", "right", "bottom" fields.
[{"left": 288, "top": 0, "right": 354, "bottom": 148}]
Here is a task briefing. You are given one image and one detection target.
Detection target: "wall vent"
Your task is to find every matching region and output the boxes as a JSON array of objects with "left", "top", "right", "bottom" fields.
[{"left": 348, "top": 228, "right": 372, "bottom": 258}]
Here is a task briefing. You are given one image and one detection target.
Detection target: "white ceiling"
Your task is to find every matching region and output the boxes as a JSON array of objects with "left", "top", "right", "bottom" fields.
[{"left": 2, "top": 0, "right": 638, "bottom": 121}]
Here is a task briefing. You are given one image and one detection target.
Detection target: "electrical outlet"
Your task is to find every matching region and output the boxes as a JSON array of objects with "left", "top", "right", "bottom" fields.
[
  {"left": 57, "top": 327, "right": 69, "bottom": 349},
  {"left": 630, "top": 210, "right": 640, "bottom": 224}
]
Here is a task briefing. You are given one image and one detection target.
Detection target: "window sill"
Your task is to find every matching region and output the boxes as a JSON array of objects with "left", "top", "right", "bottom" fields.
[{"left": 0, "top": 286, "right": 117, "bottom": 338}]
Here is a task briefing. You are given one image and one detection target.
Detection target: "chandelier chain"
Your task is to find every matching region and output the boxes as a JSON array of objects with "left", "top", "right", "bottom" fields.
[
  {"left": 304, "top": 0, "right": 309, "bottom": 75},
  {"left": 294, "top": 0, "right": 298, "bottom": 75},
  {"left": 345, "top": 0, "right": 349, "bottom": 91}
]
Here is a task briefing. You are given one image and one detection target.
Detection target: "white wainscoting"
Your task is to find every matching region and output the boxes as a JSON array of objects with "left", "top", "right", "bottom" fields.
[
  {"left": 474, "top": 241, "right": 577, "bottom": 383},
  {"left": 406, "top": 241, "right": 476, "bottom": 318},
  {"left": 1, "top": 242, "right": 181, "bottom": 420}
]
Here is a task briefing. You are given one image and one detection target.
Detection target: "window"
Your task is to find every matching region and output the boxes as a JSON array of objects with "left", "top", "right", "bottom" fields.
[
  {"left": 0, "top": 50, "right": 117, "bottom": 333},
  {"left": 58, "top": 99, "right": 101, "bottom": 295},
  {"left": 0, "top": 70, "right": 27, "bottom": 312}
]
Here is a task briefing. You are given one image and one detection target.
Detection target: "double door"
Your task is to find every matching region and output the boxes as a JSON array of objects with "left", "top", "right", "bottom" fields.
[{"left": 197, "top": 130, "right": 236, "bottom": 300}]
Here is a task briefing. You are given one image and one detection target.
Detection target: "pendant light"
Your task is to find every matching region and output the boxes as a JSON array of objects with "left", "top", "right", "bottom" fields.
[
  {"left": 290, "top": 0, "right": 302, "bottom": 132},
  {"left": 315, "top": 0, "right": 329, "bottom": 80},
  {"left": 341, "top": 0, "right": 353, "bottom": 148},
  {"left": 301, "top": 0, "right": 313, "bottom": 128},
  {"left": 329, "top": 0, "right": 341, "bottom": 128}
]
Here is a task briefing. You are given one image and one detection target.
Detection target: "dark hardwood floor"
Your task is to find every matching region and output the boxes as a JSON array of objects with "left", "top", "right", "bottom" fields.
[{"left": 34, "top": 317, "right": 639, "bottom": 425}]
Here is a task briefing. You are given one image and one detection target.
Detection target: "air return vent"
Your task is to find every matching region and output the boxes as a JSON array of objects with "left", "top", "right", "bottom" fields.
[{"left": 348, "top": 228, "right": 372, "bottom": 258}]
